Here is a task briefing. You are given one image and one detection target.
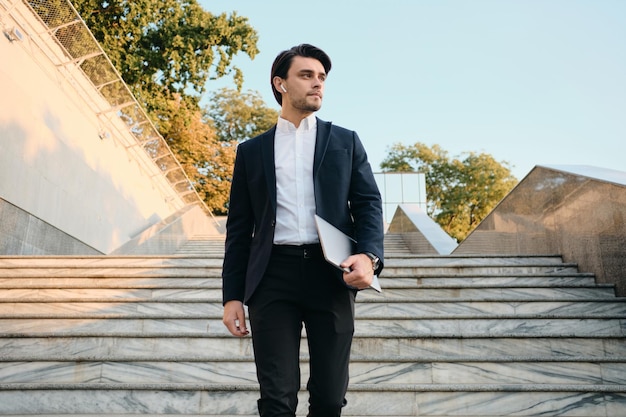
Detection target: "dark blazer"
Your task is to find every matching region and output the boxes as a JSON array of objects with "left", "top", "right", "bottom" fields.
[{"left": 222, "top": 118, "right": 384, "bottom": 304}]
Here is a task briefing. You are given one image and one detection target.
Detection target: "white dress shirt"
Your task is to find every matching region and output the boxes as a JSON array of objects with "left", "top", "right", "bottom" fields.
[{"left": 273, "top": 114, "right": 318, "bottom": 245}]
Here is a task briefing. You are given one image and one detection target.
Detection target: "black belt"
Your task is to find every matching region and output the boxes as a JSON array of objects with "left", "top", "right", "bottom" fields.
[{"left": 272, "top": 243, "right": 323, "bottom": 259}]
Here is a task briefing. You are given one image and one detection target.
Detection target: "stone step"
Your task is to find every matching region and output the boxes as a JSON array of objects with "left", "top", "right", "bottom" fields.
[
  {"left": 174, "top": 251, "right": 225, "bottom": 256},
  {"left": 375, "top": 276, "right": 606, "bottom": 289},
  {"left": 175, "top": 249, "right": 224, "bottom": 254},
  {"left": 0, "top": 274, "right": 601, "bottom": 289},
  {"left": 0, "top": 287, "right": 617, "bottom": 302},
  {"left": 2, "top": 360, "right": 624, "bottom": 385},
  {"left": 178, "top": 240, "right": 224, "bottom": 244},
  {"left": 357, "top": 287, "right": 618, "bottom": 301},
  {"left": 2, "top": 337, "right": 624, "bottom": 361},
  {"left": 0, "top": 266, "right": 587, "bottom": 279},
  {"left": 0, "top": 318, "right": 623, "bottom": 337},
  {"left": 384, "top": 256, "right": 568, "bottom": 265},
  {"left": 0, "top": 385, "right": 624, "bottom": 415},
  {"left": 382, "top": 240, "right": 411, "bottom": 247},
  {"left": 382, "top": 265, "right": 583, "bottom": 277},
  {"left": 0, "top": 277, "right": 222, "bottom": 288},
  {"left": 4, "top": 411, "right": 595, "bottom": 417},
  {"left": 380, "top": 242, "right": 413, "bottom": 254},
  {"left": 355, "top": 300, "right": 626, "bottom": 318},
  {"left": 175, "top": 249, "right": 224, "bottom": 255},
  {"left": 0, "top": 249, "right": 623, "bottom": 416},
  {"left": 0, "top": 267, "right": 220, "bottom": 278},
  {"left": 0, "top": 265, "right": 584, "bottom": 278},
  {"left": 0, "top": 255, "right": 569, "bottom": 268},
  {"left": 0, "top": 256, "right": 220, "bottom": 268},
  {"left": 0, "top": 300, "right": 624, "bottom": 319}
]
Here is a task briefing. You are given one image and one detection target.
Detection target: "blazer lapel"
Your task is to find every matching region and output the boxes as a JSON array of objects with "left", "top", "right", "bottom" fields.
[
  {"left": 260, "top": 126, "right": 277, "bottom": 211},
  {"left": 313, "top": 118, "right": 332, "bottom": 179}
]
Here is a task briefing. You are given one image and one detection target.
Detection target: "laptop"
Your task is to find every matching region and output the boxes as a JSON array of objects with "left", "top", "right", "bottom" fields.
[{"left": 314, "top": 214, "right": 382, "bottom": 292}]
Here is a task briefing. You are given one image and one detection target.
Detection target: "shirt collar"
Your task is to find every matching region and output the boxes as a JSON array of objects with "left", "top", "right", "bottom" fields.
[{"left": 277, "top": 114, "right": 317, "bottom": 133}]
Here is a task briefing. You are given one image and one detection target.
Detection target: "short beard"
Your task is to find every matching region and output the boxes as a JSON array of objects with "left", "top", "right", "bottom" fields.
[{"left": 292, "top": 96, "right": 321, "bottom": 113}]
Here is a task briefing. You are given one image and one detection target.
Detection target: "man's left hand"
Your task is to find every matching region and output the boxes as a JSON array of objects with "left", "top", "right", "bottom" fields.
[{"left": 340, "top": 253, "right": 374, "bottom": 290}]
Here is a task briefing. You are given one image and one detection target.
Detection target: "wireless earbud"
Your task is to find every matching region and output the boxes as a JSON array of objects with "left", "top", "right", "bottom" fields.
[{"left": 280, "top": 84, "right": 287, "bottom": 93}]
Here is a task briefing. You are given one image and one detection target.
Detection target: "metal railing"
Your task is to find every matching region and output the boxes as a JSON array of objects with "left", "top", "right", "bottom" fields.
[{"left": 7, "top": 0, "right": 213, "bottom": 217}]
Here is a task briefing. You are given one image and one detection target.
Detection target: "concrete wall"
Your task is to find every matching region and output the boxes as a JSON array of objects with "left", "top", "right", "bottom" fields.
[
  {"left": 0, "top": 1, "right": 186, "bottom": 254},
  {"left": 455, "top": 165, "right": 626, "bottom": 296},
  {"left": 112, "top": 205, "right": 224, "bottom": 255},
  {"left": 0, "top": 197, "right": 100, "bottom": 255},
  {"left": 387, "top": 204, "right": 458, "bottom": 255}
]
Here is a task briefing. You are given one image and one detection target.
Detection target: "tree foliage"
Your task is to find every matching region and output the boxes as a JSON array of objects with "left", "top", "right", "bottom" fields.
[
  {"left": 381, "top": 142, "right": 518, "bottom": 241},
  {"left": 155, "top": 95, "right": 236, "bottom": 215},
  {"left": 72, "top": 0, "right": 258, "bottom": 103},
  {"left": 206, "top": 88, "right": 279, "bottom": 143}
]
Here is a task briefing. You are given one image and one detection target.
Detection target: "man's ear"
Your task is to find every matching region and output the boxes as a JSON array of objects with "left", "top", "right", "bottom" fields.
[{"left": 272, "top": 76, "right": 285, "bottom": 93}]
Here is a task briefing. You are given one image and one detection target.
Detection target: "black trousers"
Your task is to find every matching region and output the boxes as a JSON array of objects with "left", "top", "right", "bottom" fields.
[{"left": 247, "top": 244, "right": 356, "bottom": 417}]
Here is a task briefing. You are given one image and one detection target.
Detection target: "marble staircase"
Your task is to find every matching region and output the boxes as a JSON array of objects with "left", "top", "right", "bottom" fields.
[{"left": 0, "top": 233, "right": 624, "bottom": 416}]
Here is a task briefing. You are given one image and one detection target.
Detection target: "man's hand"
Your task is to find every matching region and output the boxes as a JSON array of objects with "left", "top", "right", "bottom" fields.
[
  {"left": 340, "top": 253, "right": 374, "bottom": 290},
  {"left": 222, "top": 300, "right": 249, "bottom": 337}
]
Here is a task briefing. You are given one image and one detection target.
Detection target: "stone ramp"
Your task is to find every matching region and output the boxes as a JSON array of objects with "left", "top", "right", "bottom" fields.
[{"left": 0, "top": 234, "right": 625, "bottom": 415}]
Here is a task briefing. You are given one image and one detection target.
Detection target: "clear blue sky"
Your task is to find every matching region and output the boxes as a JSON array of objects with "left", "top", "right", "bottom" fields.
[{"left": 198, "top": 0, "right": 625, "bottom": 180}]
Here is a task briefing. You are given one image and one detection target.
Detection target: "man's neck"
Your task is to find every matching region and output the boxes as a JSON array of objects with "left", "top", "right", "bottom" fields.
[{"left": 280, "top": 109, "right": 314, "bottom": 128}]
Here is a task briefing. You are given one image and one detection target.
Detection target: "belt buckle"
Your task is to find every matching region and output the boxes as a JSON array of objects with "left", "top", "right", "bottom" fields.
[{"left": 303, "top": 248, "right": 310, "bottom": 259}]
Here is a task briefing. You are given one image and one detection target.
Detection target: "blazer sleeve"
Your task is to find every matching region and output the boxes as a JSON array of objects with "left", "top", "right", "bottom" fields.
[
  {"left": 348, "top": 131, "right": 385, "bottom": 275},
  {"left": 314, "top": 124, "right": 385, "bottom": 276},
  {"left": 221, "top": 144, "right": 253, "bottom": 304}
]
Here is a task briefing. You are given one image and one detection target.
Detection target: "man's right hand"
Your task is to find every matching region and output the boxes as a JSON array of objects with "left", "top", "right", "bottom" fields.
[{"left": 222, "top": 300, "right": 249, "bottom": 337}]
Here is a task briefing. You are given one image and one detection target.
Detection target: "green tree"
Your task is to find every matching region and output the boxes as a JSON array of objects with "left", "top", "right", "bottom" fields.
[
  {"left": 206, "top": 88, "right": 279, "bottom": 143},
  {"left": 153, "top": 87, "right": 280, "bottom": 214},
  {"left": 381, "top": 142, "right": 518, "bottom": 241},
  {"left": 156, "top": 95, "right": 236, "bottom": 215},
  {"left": 72, "top": 0, "right": 258, "bottom": 105}
]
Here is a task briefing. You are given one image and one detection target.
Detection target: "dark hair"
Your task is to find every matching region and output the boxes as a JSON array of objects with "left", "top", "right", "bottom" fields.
[{"left": 270, "top": 44, "right": 332, "bottom": 105}]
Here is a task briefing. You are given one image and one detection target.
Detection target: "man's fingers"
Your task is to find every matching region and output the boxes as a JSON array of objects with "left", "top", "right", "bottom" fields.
[
  {"left": 341, "top": 254, "right": 375, "bottom": 289},
  {"left": 235, "top": 313, "right": 249, "bottom": 335},
  {"left": 223, "top": 300, "right": 249, "bottom": 337},
  {"left": 227, "top": 316, "right": 249, "bottom": 337}
]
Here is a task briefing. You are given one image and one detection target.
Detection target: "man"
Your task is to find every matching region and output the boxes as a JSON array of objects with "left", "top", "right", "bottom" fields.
[{"left": 222, "top": 43, "right": 384, "bottom": 417}]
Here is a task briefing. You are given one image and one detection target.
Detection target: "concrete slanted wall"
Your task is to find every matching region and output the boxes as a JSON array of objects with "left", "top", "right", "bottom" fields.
[
  {"left": 112, "top": 204, "right": 224, "bottom": 255},
  {"left": 387, "top": 204, "right": 458, "bottom": 255},
  {"left": 0, "top": 1, "right": 193, "bottom": 255},
  {"left": 0, "top": 197, "right": 101, "bottom": 255},
  {"left": 455, "top": 165, "right": 626, "bottom": 296}
]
